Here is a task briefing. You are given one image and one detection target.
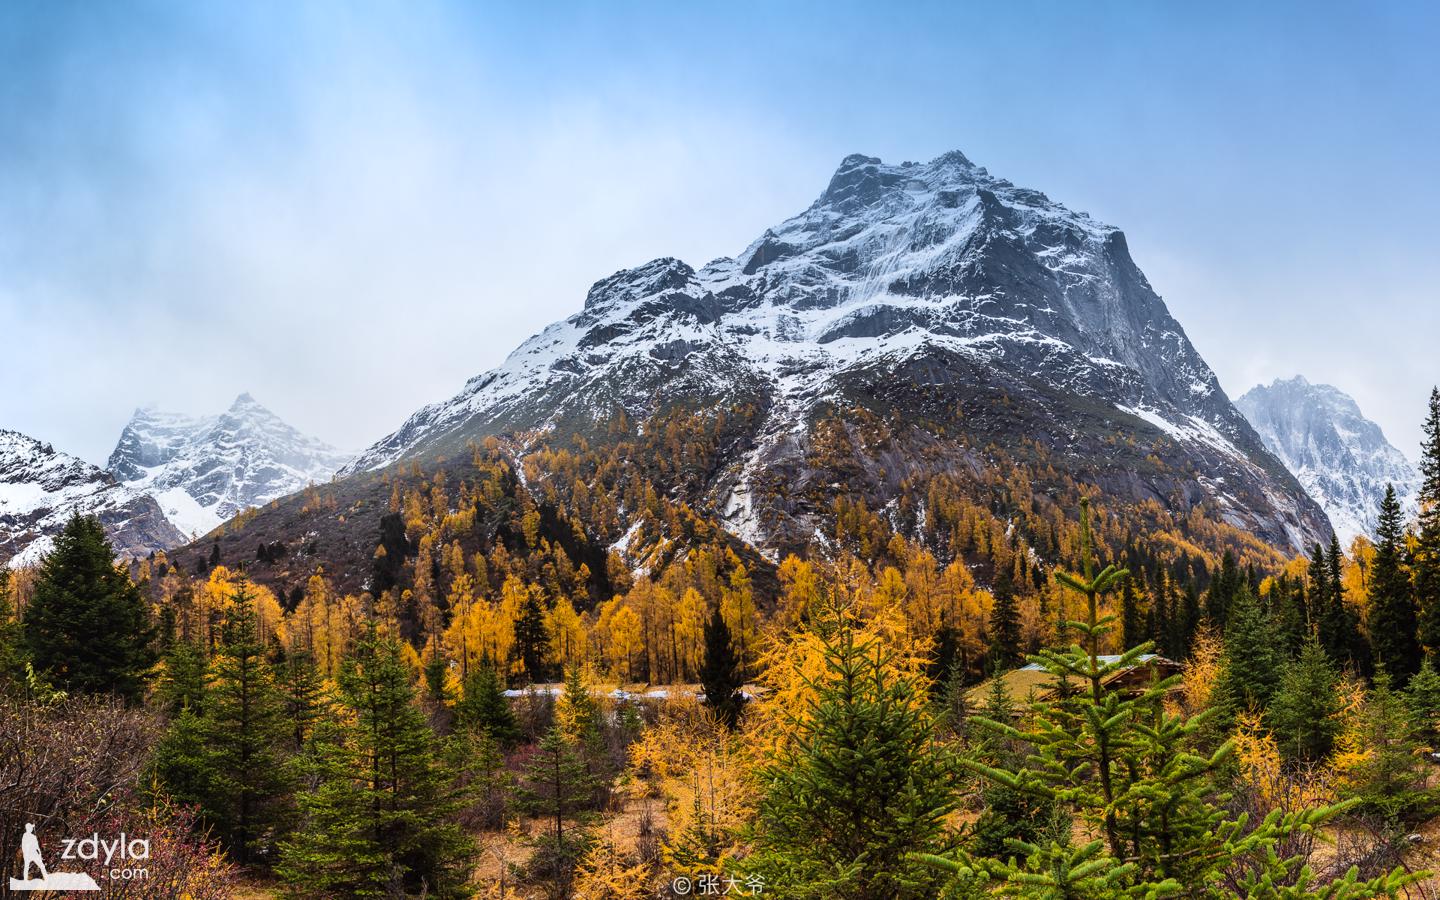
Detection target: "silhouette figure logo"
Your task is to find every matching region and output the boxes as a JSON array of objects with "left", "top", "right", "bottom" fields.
[{"left": 9, "top": 823, "right": 100, "bottom": 892}]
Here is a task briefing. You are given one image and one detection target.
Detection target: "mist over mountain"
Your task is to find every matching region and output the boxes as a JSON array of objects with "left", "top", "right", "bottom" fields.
[{"left": 107, "top": 393, "right": 351, "bottom": 538}]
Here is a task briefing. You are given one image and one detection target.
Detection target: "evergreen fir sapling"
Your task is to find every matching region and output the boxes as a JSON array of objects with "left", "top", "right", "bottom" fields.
[
  {"left": 744, "top": 609, "right": 961, "bottom": 900},
  {"left": 517, "top": 725, "right": 598, "bottom": 900},
  {"left": 23, "top": 514, "right": 157, "bottom": 700},
  {"left": 1268, "top": 638, "right": 1343, "bottom": 764},
  {"left": 1340, "top": 672, "right": 1433, "bottom": 825},
  {"left": 556, "top": 665, "right": 608, "bottom": 780},
  {"left": 1406, "top": 658, "right": 1440, "bottom": 749}
]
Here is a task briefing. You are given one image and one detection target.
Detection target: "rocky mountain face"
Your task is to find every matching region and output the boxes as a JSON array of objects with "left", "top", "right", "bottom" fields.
[
  {"left": 343, "top": 151, "right": 1329, "bottom": 557},
  {"left": 1237, "top": 376, "right": 1418, "bottom": 545},
  {"left": 1, "top": 429, "right": 185, "bottom": 567},
  {"left": 107, "top": 393, "right": 350, "bottom": 539}
]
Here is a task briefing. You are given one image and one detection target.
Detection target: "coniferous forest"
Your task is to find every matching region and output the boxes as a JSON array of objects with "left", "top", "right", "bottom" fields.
[{"left": 4, "top": 391, "right": 1440, "bottom": 898}]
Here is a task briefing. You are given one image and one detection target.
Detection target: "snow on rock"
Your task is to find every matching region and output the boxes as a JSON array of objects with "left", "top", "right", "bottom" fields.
[
  {"left": 1237, "top": 376, "right": 1419, "bottom": 545},
  {"left": 107, "top": 393, "right": 352, "bottom": 540},
  {"left": 1, "top": 429, "right": 185, "bottom": 567},
  {"left": 342, "top": 150, "right": 1330, "bottom": 554}
]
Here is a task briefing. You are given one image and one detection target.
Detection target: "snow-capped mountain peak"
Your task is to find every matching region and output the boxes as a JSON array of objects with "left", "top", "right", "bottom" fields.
[
  {"left": 1237, "top": 376, "right": 1418, "bottom": 545},
  {"left": 108, "top": 393, "right": 351, "bottom": 538},
  {"left": 2, "top": 429, "right": 184, "bottom": 567},
  {"left": 343, "top": 150, "right": 1328, "bottom": 554}
]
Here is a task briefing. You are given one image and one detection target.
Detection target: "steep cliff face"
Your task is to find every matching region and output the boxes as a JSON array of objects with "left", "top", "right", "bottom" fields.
[
  {"left": 1238, "top": 376, "right": 1419, "bottom": 545},
  {"left": 341, "top": 151, "right": 1328, "bottom": 557},
  {"left": 1, "top": 429, "right": 184, "bottom": 567}
]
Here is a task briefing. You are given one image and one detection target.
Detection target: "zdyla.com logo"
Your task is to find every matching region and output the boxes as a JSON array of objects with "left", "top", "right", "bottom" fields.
[{"left": 10, "top": 822, "right": 151, "bottom": 892}]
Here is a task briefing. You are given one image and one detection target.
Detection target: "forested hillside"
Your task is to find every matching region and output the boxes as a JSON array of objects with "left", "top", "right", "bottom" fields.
[{"left": 4, "top": 390, "right": 1440, "bottom": 897}]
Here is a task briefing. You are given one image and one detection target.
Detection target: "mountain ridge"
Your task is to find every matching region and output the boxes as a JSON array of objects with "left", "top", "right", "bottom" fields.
[
  {"left": 1, "top": 428, "right": 185, "bottom": 567},
  {"left": 107, "top": 393, "right": 351, "bottom": 538},
  {"left": 340, "top": 149, "right": 1328, "bottom": 556}
]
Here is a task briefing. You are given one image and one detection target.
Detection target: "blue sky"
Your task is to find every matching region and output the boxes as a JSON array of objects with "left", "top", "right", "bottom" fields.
[{"left": 1, "top": 1, "right": 1437, "bottom": 463}]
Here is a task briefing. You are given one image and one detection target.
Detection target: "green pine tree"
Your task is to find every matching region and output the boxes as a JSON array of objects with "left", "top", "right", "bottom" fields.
[
  {"left": 1346, "top": 672, "right": 1432, "bottom": 825},
  {"left": 277, "top": 720, "right": 390, "bottom": 899},
  {"left": 280, "top": 630, "right": 474, "bottom": 898},
  {"left": 988, "top": 569, "right": 1023, "bottom": 671},
  {"left": 1406, "top": 657, "right": 1440, "bottom": 749},
  {"left": 277, "top": 649, "right": 328, "bottom": 752},
  {"left": 1416, "top": 388, "right": 1440, "bottom": 654},
  {"left": 699, "top": 603, "right": 744, "bottom": 727},
  {"left": 148, "top": 703, "right": 215, "bottom": 814},
  {"left": 745, "top": 609, "right": 960, "bottom": 900},
  {"left": 1218, "top": 587, "right": 1283, "bottom": 713},
  {"left": 1318, "top": 538, "right": 1372, "bottom": 674},
  {"left": 201, "top": 580, "right": 296, "bottom": 864},
  {"left": 516, "top": 725, "right": 598, "bottom": 900},
  {"left": 1269, "top": 638, "right": 1343, "bottom": 764},
  {"left": 454, "top": 665, "right": 519, "bottom": 746},
  {"left": 23, "top": 514, "right": 157, "bottom": 700},
  {"left": 1369, "top": 484, "right": 1422, "bottom": 681},
  {"left": 156, "top": 639, "right": 208, "bottom": 716}
]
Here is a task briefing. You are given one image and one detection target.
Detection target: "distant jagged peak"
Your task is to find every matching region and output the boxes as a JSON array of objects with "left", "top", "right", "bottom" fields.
[
  {"left": 106, "top": 392, "right": 351, "bottom": 539},
  {"left": 1237, "top": 375, "right": 1417, "bottom": 545}
]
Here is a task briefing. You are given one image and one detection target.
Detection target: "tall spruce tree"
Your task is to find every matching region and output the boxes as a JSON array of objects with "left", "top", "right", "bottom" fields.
[
  {"left": 988, "top": 569, "right": 1023, "bottom": 671},
  {"left": 279, "top": 630, "right": 474, "bottom": 898},
  {"left": 699, "top": 603, "right": 744, "bottom": 727},
  {"left": 1319, "top": 536, "right": 1372, "bottom": 674},
  {"left": 277, "top": 649, "right": 328, "bottom": 752},
  {"left": 23, "top": 514, "right": 156, "bottom": 700},
  {"left": 1369, "top": 484, "right": 1422, "bottom": 681},
  {"left": 1218, "top": 587, "right": 1283, "bottom": 713},
  {"left": 201, "top": 581, "right": 296, "bottom": 864},
  {"left": 513, "top": 591, "right": 549, "bottom": 683},
  {"left": 1417, "top": 388, "right": 1440, "bottom": 653}
]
